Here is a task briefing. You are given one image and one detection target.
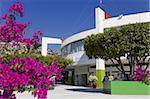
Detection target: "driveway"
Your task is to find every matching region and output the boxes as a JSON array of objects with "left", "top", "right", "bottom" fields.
[{"left": 16, "top": 84, "right": 149, "bottom": 99}]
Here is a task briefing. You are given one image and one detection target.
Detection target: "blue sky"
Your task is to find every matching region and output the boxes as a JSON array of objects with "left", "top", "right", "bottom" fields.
[{"left": 0, "top": 0, "right": 149, "bottom": 53}]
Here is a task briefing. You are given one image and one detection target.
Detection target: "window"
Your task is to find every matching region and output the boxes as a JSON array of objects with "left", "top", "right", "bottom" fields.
[{"left": 62, "top": 40, "right": 84, "bottom": 56}]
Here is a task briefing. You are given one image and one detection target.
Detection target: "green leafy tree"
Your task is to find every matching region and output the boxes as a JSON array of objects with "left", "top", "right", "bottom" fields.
[
  {"left": 2, "top": 52, "right": 72, "bottom": 68},
  {"left": 84, "top": 23, "right": 150, "bottom": 80}
]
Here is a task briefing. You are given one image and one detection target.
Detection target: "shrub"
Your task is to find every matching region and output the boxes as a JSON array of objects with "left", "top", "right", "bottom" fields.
[
  {"left": 0, "top": 2, "right": 64, "bottom": 99},
  {"left": 0, "top": 57, "right": 64, "bottom": 99},
  {"left": 135, "top": 66, "right": 150, "bottom": 85},
  {"left": 88, "top": 75, "right": 98, "bottom": 87}
]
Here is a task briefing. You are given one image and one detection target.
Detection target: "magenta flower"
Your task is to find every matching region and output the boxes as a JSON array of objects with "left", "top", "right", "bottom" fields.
[
  {"left": 8, "top": 2, "right": 24, "bottom": 17},
  {"left": 0, "top": 58, "right": 64, "bottom": 99},
  {"left": 0, "top": 2, "right": 63, "bottom": 99},
  {"left": 0, "top": 2, "right": 42, "bottom": 47},
  {"left": 135, "top": 66, "right": 149, "bottom": 81}
]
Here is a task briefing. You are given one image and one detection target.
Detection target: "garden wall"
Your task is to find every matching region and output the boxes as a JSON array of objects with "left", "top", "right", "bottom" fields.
[{"left": 111, "top": 81, "right": 150, "bottom": 95}]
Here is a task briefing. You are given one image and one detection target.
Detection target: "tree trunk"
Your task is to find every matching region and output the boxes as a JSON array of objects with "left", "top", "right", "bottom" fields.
[
  {"left": 110, "top": 59, "right": 122, "bottom": 72},
  {"left": 115, "top": 58, "right": 127, "bottom": 80},
  {"left": 127, "top": 55, "right": 137, "bottom": 80},
  {"left": 144, "top": 64, "right": 149, "bottom": 72}
]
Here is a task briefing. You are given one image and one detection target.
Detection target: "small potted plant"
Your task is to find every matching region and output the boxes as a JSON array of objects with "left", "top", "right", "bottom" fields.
[{"left": 88, "top": 75, "right": 98, "bottom": 88}]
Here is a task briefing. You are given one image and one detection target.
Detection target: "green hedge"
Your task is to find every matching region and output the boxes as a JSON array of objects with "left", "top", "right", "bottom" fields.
[{"left": 111, "top": 81, "right": 150, "bottom": 95}]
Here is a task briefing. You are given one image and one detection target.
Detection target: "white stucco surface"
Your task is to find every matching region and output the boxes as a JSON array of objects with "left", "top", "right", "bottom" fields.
[{"left": 42, "top": 37, "right": 62, "bottom": 56}]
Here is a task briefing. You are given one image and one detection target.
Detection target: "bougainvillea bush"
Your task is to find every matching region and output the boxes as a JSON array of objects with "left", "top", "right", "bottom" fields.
[
  {"left": 0, "top": 2, "right": 43, "bottom": 47},
  {"left": 0, "top": 58, "right": 63, "bottom": 99},
  {"left": 135, "top": 66, "right": 150, "bottom": 85},
  {"left": 0, "top": 2, "right": 64, "bottom": 99}
]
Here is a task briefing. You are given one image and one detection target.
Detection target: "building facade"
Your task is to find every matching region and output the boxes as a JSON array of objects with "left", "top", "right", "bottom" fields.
[{"left": 61, "top": 7, "right": 150, "bottom": 86}]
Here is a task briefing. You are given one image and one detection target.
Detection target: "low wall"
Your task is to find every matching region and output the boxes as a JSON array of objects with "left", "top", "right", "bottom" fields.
[
  {"left": 111, "top": 81, "right": 150, "bottom": 95},
  {"left": 103, "top": 81, "right": 111, "bottom": 94}
]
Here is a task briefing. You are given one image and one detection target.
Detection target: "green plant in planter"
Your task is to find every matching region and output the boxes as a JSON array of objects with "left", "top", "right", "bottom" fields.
[{"left": 88, "top": 75, "right": 98, "bottom": 88}]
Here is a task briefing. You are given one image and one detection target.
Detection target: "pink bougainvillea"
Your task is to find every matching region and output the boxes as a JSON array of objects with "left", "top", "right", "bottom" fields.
[
  {"left": 0, "top": 2, "right": 42, "bottom": 47},
  {"left": 135, "top": 66, "right": 149, "bottom": 81},
  {"left": 0, "top": 58, "right": 64, "bottom": 99},
  {"left": 8, "top": 2, "right": 24, "bottom": 17},
  {"left": 0, "top": 2, "right": 63, "bottom": 99}
]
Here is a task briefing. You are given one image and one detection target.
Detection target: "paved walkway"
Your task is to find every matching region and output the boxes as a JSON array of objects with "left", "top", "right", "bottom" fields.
[{"left": 16, "top": 84, "right": 149, "bottom": 99}]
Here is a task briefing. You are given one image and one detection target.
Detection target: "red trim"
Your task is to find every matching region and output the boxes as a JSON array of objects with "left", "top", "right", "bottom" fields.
[{"left": 105, "top": 13, "right": 111, "bottom": 19}]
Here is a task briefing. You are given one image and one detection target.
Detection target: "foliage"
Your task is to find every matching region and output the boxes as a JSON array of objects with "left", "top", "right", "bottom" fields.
[
  {"left": 84, "top": 28, "right": 125, "bottom": 59},
  {"left": 88, "top": 75, "right": 98, "bottom": 86},
  {"left": 0, "top": 2, "right": 64, "bottom": 99},
  {"left": 135, "top": 66, "right": 150, "bottom": 85},
  {"left": 135, "top": 66, "right": 146, "bottom": 81},
  {"left": 84, "top": 23, "right": 150, "bottom": 79},
  {"left": 1, "top": 52, "right": 72, "bottom": 68},
  {"left": 0, "top": 58, "right": 63, "bottom": 99},
  {"left": 24, "top": 54, "right": 72, "bottom": 68},
  {"left": 0, "top": 42, "right": 28, "bottom": 57},
  {"left": 0, "top": 2, "right": 43, "bottom": 48},
  {"left": 56, "top": 55, "right": 73, "bottom": 68}
]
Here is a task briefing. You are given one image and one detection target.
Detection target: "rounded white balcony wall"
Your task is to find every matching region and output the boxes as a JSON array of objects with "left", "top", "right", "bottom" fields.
[{"left": 61, "top": 29, "right": 97, "bottom": 49}]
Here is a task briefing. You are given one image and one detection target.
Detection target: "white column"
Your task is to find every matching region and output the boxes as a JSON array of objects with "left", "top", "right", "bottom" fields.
[
  {"left": 96, "top": 58, "right": 105, "bottom": 88},
  {"left": 42, "top": 37, "right": 47, "bottom": 56},
  {"left": 95, "top": 7, "right": 105, "bottom": 88},
  {"left": 96, "top": 58, "right": 105, "bottom": 70},
  {"left": 95, "top": 7, "right": 105, "bottom": 33}
]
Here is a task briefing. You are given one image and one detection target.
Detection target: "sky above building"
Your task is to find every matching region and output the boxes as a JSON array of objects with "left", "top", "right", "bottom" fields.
[{"left": 0, "top": 0, "right": 149, "bottom": 53}]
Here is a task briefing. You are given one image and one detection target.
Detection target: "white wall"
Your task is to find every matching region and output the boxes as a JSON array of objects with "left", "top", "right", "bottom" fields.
[
  {"left": 42, "top": 37, "right": 62, "bottom": 56},
  {"left": 61, "top": 29, "right": 97, "bottom": 48},
  {"left": 104, "top": 12, "right": 150, "bottom": 28}
]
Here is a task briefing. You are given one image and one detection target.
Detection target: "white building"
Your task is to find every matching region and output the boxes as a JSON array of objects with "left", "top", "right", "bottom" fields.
[
  {"left": 42, "top": 7, "right": 150, "bottom": 87},
  {"left": 60, "top": 7, "right": 150, "bottom": 86}
]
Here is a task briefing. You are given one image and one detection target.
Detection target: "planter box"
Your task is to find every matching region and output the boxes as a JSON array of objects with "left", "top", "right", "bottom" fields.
[
  {"left": 111, "top": 81, "right": 150, "bottom": 95},
  {"left": 103, "top": 81, "right": 111, "bottom": 94}
]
